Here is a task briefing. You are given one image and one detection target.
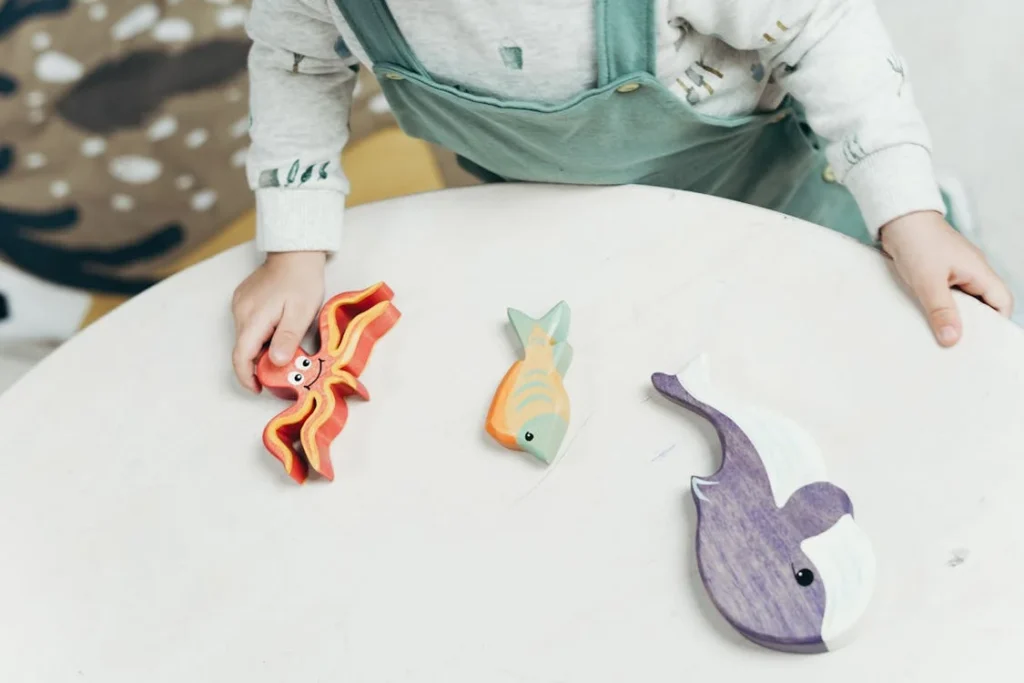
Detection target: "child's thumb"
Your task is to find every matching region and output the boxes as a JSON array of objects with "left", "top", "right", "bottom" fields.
[
  {"left": 913, "top": 276, "right": 961, "bottom": 347},
  {"left": 269, "top": 303, "right": 313, "bottom": 365}
]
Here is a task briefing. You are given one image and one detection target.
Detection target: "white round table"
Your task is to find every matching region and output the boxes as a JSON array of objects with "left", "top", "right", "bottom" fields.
[{"left": 2, "top": 184, "right": 1022, "bottom": 681}]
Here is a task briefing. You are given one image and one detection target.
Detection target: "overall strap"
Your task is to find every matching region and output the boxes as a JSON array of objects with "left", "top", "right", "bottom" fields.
[
  {"left": 595, "top": 0, "right": 656, "bottom": 86},
  {"left": 332, "top": 0, "right": 430, "bottom": 77}
]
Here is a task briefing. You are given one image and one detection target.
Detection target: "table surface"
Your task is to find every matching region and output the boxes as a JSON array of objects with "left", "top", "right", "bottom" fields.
[{"left": 2, "top": 184, "right": 1022, "bottom": 682}]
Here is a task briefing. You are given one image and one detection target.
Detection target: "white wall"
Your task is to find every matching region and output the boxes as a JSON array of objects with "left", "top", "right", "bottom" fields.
[{"left": 879, "top": 0, "right": 1023, "bottom": 279}]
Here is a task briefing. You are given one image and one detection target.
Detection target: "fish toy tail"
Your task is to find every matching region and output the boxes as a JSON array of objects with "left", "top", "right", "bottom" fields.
[
  {"left": 507, "top": 302, "right": 572, "bottom": 377},
  {"left": 508, "top": 301, "right": 570, "bottom": 346}
]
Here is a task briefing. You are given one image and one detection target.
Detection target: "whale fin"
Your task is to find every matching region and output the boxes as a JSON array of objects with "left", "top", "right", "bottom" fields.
[
  {"left": 690, "top": 476, "right": 719, "bottom": 502},
  {"left": 678, "top": 354, "right": 828, "bottom": 509}
]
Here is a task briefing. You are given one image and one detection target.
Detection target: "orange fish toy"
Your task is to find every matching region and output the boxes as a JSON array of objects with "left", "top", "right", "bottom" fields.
[
  {"left": 255, "top": 282, "right": 400, "bottom": 484},
  {"left": 486, "top": 301, "right": 572, "bottom": 464}
]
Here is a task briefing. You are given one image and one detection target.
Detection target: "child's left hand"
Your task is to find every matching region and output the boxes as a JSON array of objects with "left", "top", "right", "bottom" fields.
[{"left": 880, "top": 211, "right": 1014, "bottom": 347}]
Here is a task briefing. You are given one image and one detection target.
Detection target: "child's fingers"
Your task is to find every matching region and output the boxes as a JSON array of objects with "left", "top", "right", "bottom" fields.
[
  {"left": 909, "top": 273, "right": 962, "bottom": 347},
  {"left": 233, "top": 311, "right": 278, "bottom": 392},
  {"left": 268, "top": 300, "right": 316, "bottom": 366},
  {"left": 954, "top": 265, "right": 1014, "bottom": 317}
]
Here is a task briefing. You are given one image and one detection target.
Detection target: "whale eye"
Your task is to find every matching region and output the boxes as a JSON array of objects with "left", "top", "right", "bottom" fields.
[
  {"left": 524, "top": 432, "right": 534, "bottom": 442},
  {"left": 288, "top": 372, "right": 304, "bottom": 386},
  {"left": 295, "top": 356, "right": 313, "bottom": 370},
  {"left": 794, "top": 568, "right": 815, "bottom": 587}
]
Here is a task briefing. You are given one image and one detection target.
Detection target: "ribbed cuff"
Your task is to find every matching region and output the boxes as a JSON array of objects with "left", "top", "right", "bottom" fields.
[
  {"left": 841, "top": 144, "right": 946, "bottom": 241},
  {"left": 255, "top": 188, "right": 345, "bottom": 253}
]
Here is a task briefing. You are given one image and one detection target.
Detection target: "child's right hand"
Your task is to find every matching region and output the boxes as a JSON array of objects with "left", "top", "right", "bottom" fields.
[{"left": 231, "top": 251, "right": 326, "bottom": 392}]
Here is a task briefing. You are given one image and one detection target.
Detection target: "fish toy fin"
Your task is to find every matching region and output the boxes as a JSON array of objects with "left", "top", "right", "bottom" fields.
[{"left": 553, "top": 341, "right": 573, "bottom": 377}]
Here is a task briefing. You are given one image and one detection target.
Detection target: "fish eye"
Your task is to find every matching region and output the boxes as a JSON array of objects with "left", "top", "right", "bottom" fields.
[
  {"left": 524, "top": 432, "right": 534, "bottom": 442},
  {"left": 295, "top": 356, "right": 313, "bottom": 370},
  {"left": 793, "top": 567, "right": 815, "bottom": 587},
  {"left": 288, "top": 372, "right": 304, "bottom": 386}
]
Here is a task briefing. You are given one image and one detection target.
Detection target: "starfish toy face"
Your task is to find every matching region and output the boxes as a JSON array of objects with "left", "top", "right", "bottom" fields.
[{"left": 256, "top": 282, "right": 400, "bottom": 483}]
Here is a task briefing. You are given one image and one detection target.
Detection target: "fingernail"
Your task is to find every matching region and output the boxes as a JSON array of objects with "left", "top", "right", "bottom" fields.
[{"left": 939, "top": 326, "right": 958, "bottom": 344}]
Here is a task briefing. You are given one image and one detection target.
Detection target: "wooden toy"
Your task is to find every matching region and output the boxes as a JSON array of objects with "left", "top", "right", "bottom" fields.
[
  {"left": 650, "top": 355, "right": 875, "bottom": 654},
  {"left": 486, "top": 301, "right": 572, "bottom": 464},
  {"left": 256, "top": 282, "right": 400, "bottom": 484}
]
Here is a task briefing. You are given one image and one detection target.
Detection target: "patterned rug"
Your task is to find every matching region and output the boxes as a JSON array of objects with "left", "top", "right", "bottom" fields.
[{"left": 0, "top": 0, "right": 476, "bottom": 341}]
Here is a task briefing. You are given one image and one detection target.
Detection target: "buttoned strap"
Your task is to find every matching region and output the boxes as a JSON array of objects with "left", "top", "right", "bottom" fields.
[
  {"left": 595, "top": 0, "right": 656, "bottom": 86},
  {"left": 332, "top": 0, "right": 430, "bottom": 76}
]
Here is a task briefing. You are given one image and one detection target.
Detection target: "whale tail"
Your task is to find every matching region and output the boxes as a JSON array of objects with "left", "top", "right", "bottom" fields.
[
  {"left": 652, "top": 354, "right": 830, "bottom": 508},
  {"left": 651, "top": 355, "right": 737, "bottom": 433}
]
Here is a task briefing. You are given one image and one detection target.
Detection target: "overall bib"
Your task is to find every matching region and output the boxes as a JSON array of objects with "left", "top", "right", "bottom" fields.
[{"left": 334, "top": 0, "right": 942, "bottom": 245}]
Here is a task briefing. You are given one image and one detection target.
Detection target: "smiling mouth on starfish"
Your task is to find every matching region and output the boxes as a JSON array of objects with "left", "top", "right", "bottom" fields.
[{"left": 303, "top": 359, "right": 325, "bottom": 390}]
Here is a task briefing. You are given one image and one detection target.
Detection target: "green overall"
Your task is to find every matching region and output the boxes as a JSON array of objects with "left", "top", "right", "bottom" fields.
[{"left": 334, "top": 0, "right": 946, "bottom": 245}]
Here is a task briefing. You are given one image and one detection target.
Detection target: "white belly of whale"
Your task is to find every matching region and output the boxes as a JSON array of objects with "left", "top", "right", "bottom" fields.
[{"left": 802, "top": 513, "right": 877, "bottom": 650}]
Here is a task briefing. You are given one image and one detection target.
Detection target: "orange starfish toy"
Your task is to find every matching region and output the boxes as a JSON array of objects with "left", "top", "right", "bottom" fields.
[{"left": 255, "top": 282, "right": 400, "bottom": 484}]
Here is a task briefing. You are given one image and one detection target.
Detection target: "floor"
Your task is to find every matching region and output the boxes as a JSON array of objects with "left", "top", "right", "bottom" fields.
[
  {"left": 0, "top": 341, "right": 56, "bottom": 393},
  {"left": 0, "top": 1, "right": 1020, "bottom": 395}
]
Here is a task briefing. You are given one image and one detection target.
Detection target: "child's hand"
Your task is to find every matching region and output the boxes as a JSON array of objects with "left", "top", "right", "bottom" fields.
[
  {"left": 231, "top": 251, "right": 326, "bottom": 392},
  {"left": 881, "top": 211, "right": 1014, "bottom": 347}
]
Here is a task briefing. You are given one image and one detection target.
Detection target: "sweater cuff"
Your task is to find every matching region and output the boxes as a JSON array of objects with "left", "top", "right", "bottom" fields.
[
  {"left": 255, "top": 188, "right": 345, "bottom": 253},
  {"left": 840, "top": 144, "right": 946, "bottom": 241}
]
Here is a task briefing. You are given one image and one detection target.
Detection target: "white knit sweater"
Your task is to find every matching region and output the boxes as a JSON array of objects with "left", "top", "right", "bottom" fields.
[{"left": 245, "top": 0, "right": 945, "bottom": 251}]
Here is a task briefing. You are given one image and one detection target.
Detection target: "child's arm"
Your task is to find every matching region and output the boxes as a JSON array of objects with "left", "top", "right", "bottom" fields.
[
  {"left": 684, "top": 0, "right": 1012, "bottom": 342},
  {"left": 233, "top": 0, "right": 359, "bottom": 391}
]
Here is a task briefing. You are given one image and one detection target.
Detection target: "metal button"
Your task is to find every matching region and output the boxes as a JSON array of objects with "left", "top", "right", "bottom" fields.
[
  {"left": 383, "top": 72, "right": 405, "bottom": 81},
  {"left": 822, "top": 165, "right": 836, "bottom": 183},
  {"left": 616, "top": 82, "right": 641, "bottom": 93}
]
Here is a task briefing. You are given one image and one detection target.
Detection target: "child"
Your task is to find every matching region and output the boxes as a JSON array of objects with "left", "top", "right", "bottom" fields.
[{"left": 232, "top": 0, "right": 1014, "bottom": 391}]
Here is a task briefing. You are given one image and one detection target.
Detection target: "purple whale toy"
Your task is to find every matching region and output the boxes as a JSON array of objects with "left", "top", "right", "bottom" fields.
[{"left": 652, "top": 355, "right": 875, "bottom": 654}]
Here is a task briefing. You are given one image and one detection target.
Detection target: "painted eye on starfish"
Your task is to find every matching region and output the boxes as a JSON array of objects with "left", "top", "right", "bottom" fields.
[
  {"left": 288, "top": 372, "right": 304, "bottom": 386},
  {"left": 295, "top": 356, "right": 313, "bottom": 370}
]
